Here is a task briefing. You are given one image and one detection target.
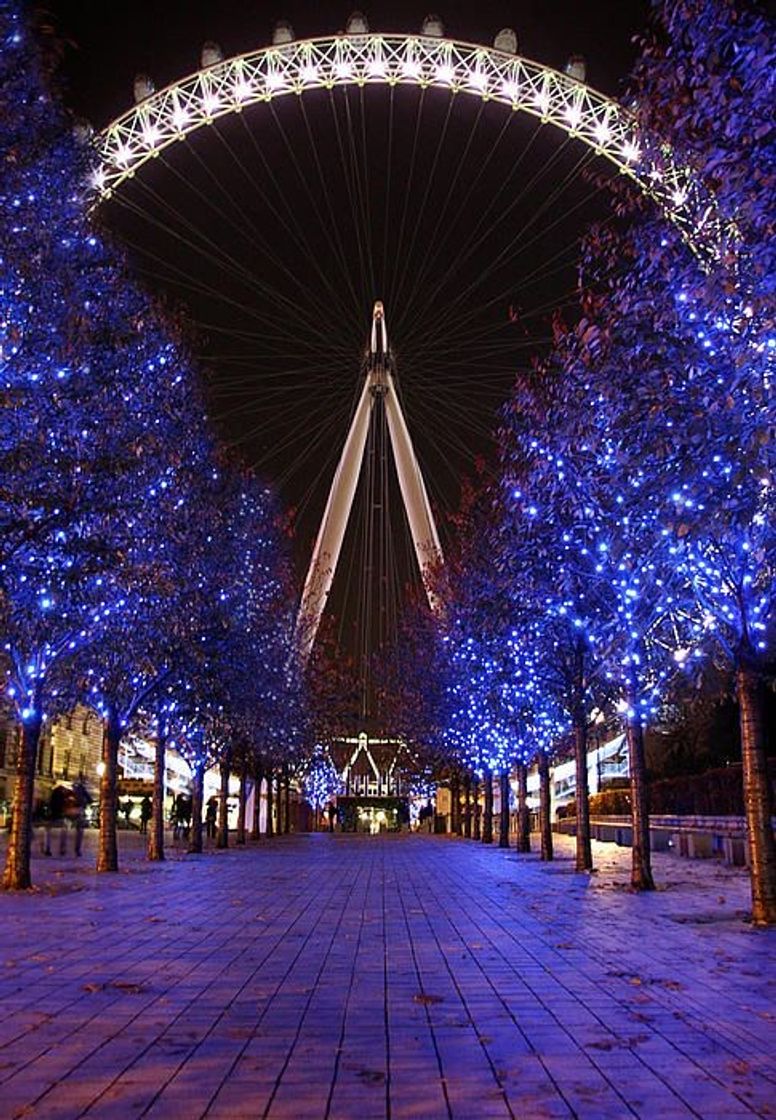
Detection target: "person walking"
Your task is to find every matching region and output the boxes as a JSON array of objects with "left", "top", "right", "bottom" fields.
[
  {"left": 71, "top": 778, "right": 92, "bottom": 857},
  {"left": 181, "top": 795, "right": 192, "bottom": 840},
  {"left": 172, "top": 793, "right": 183, "bottom": 841},
  {"left": 205, "top": 798, "right": 218, "bottom": 841},
  {"left": 424, "top": 800, "right": 435, "bottom": 834},
  {"left": 48, "top": 784, "right": 68, "bottom": 855},
  {"left": 35, "top": 798, "right": 52, "bottom": 856},
  {"left": 139, "top": 795, "right": 152, "bottom": 835}
]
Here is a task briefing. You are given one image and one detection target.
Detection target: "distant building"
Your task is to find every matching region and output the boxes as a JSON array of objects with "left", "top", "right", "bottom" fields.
[
  {"left": 0, "top": 704, "right": 103, "bottom": 822},
  {"left": 0, "top": 705, "right": 192, "bottom": 825},
  {"left": 526, "top": 731, "right": 629, "bottom": 820},
  {"left": 329, "top": 732, "right": 410, "bottom": 831}
]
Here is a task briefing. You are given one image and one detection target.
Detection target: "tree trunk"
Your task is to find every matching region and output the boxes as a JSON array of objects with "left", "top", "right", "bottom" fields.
[
  {"left": 2, "top": 713, "right": 42, "bottom": 890},
  {"left": 97, "top": 706, "right": 121, "bottom": 873},
  {"left": 147, "top": 720, "right": 167, "bottom": 862},
  {"left": 251, "top": 767, "right": 264, "bottom": 840},
  {"left": 273, "top": 774, "right": 281, "bottom": 834},
  {"left": 738, "top": 664, "right": 776, "bottom": 925},
  {"left": 625, "top": 683, "right": 654, "bottom": 891},
  {"left": 283, "top": 773, "right": 291, "bottom": 834},
  {"left": 472, "top": 776, "right": 481, "bottom": 841},
  {"left": 463, "top": 774, "right": 472, "bottom": 839},
  {"left": 217, "top": 754, "right": 230, "bottom": 849},
  {"left": 516, "top": 761, "right": 531, "bottom": 853},
  {"left": 450, "top": 775, "right": 460, "bottom": 834},
  {"left": 482, "top": 769, "right": 494, "bottom": 844},
  {"left": 539, "top": 752, "right": 553, "bottom": 861},
  {"left": 574, "top": 708, "right": 593, "bottom": 872},
  {"left": 236, "top": 752, "right": 247, "bottom": 845},
  {"left": 266, "top": 773, "right": 274, "bottom": 838},
  {"left": 498, "top": 770, "right": 510, "bottom": 848},
  {"left": 188, "top": 764, "right": 204, "bottom": 853}
]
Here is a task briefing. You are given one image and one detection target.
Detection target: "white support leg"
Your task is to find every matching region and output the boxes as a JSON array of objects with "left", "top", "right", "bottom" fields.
[
  {"left": 297, "top": 301, "right": 444, "bottom": 662},
  {"left": 384, "top": 371, "right": 444, "bottom": 611},
  {"left": 297, "top": 374, "right": 374, "bottom": 660}
]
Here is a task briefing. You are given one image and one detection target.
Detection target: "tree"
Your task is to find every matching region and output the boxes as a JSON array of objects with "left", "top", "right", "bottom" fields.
[
  {"left": 82, "top": 421, "right": 216, "bottom": 871},
  {"left": 302, "top": 746, "right": 342, "bottom": 828},
  {"left": 489, "top": 1, "right": 774, "bottom": 908},
  {"left": 555, "top": 0, "right": 776, "bottom": 918},
  {"left": 1, "top": 2, "right": 206, "bottom": 887},
  {"left": 496, "top": 381, "right": 613, "bottom": 875},
  {"left": 169, "top": 464, "right": 302, "bottom": 851}
]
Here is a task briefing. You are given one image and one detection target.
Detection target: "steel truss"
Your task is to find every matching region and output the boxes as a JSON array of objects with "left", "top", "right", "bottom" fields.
[{"left": 95, "top": 33, "right": 725, "bottom": 261}]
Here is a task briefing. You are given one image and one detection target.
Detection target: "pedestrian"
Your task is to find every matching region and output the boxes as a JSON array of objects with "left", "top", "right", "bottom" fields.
[
  {"left": 139, "top": 795, "right": 152, "bottom": 835},
  {"left": 71, "top": 778, "right": 92, "bottom": 857},
  {"left": 327, "top": 802, "right": 336, "bottom": 833},
  {"left": 205, "top": 797, "right": 218, "bottom": 841},
  {"left": 424, "top": 800, "right": 434, "bottom": 834},
  {"left": 173, "top": 793, "right": 192, "bottom": 841},
  {"left": 181, "top": 795, "right": 192, "bottom": 840},
  {"left": 122, "top": 798, "right": 134, "bottom": 827},
  {"left": 48, "top": 784, "right": 68, "bottom": 855},
  {"left": 172, "top": 793, "right": 183, "bottom": 840},
  {"left": 34, "top": 797, "right": 51, "bottom": 856}
]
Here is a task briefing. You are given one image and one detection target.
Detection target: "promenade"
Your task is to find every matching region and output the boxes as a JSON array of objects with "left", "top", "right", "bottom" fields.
[{"left": 0, "top": 831, "right": 774, "bottom": 1119}]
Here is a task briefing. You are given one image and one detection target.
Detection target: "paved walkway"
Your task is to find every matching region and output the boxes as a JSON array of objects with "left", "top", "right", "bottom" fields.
[{"left": 0, "top": 832, "right": 774, "bottom": 1119}]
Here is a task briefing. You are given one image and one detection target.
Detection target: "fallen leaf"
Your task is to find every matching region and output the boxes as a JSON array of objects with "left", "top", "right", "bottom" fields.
[{"left": 413, "top": 993, "right": 444, "bottom": 1006}]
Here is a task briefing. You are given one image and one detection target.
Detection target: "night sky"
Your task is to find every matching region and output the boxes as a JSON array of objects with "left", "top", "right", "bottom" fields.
[{"left": 44, "top": 0, "right": 650, "bottom": 675}]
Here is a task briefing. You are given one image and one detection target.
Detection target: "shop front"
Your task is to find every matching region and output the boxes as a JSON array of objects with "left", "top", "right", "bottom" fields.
[{"left": 336, "top": 795, "right": 409, "bottom": 833}]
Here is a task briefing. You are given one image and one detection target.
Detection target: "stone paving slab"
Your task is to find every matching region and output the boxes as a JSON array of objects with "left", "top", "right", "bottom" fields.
[{"left": 0, "top": 830, "right": 774, "bottom": 1119}]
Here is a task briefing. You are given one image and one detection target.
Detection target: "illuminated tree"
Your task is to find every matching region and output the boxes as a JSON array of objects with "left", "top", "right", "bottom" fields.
[
  {"left": 496, "top": 389, "right": 612, "bottom": 875},
  {"left": 82, "top": 433, "right": 217, "bottom": 871},
  {"left": 552, "top": 0, "right": 776, "bottom": 918},
  {"left": 302, "top": 746, "right": 342, "bottom": 827},
  {"left": 440, "top": 475, "right": 561, "bottom": 850},
  {"left": 0, "top": 3, "right": 206, "bottom": 888},
  {"left": 167, "top": 465, "right": 302, "bottom": 851},
  {"left": 490, "top": 1, "right": 773, "bottom": 907}
]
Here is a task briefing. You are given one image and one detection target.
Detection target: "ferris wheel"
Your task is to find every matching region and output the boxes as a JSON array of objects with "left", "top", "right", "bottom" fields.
[
  {"left": 92, "top": 16, "right": 722, "bottom": 698},
  {"left": 96, "top": 21, "right": 718, "bottom": 250}
]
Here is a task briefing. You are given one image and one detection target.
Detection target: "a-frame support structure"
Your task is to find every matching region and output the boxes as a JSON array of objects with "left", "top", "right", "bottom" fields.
[{"left": 297, "top": 302, "right": 443, "bottom": 660}]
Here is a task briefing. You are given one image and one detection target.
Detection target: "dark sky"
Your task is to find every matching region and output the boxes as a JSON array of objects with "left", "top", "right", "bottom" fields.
[
  {"left": 44, "top": 0, "right": 651, "bottom": 689},
  {"left": 48, "top": 2, "right": 648, "bottom": 121}
]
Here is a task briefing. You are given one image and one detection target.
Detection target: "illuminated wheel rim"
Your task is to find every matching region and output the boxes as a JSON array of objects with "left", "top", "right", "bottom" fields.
[{"left": 95, "top": 33, "right": 723, "bottom": 260}]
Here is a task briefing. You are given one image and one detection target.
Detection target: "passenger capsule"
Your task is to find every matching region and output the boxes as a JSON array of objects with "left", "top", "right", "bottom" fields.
[
  {"left": 565, "top": 54, "right": 586, "bottom": 82},
  {"left": 133, "top": 73, "right": 155, "bottom": 103},
  {"left": 346, "top": 11, "right": 369, "bottom": 34},
  {"left": 420, "top": 14, "right": 445, "bottom": 38},
  {"left": 493, "top": 28, "right": 517, "bottom": 54},
  {"left": 272, "top": 20, "right": 295, "bottom": 45},
  {"left": 201, "top": 41, "right": 223, "bottom": 68},
  {"left": 72, "top": 117, "right": 94, "bottom": 144}
]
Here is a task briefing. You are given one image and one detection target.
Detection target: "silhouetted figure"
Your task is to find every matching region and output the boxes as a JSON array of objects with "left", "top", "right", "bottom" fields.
[
  {"left": 48, "top": 784, "right": 69, "bottom": 855},
  {"left": 173, "top": 793, "right": 192, "bottom": 840},
  {"left": 424, "top": 800, "right": 434, "bottom": 833},
  {"left": 139, "top": 796, "right": 152, "bottom": 835},
  {"left": 327, "top": 803, "right": 336, "bottom": 833},
  {"left": 71, "top": 779, "right": 92, "bottom": 857},
  {"left": 205, "top": 798, "right": 218, "bottom": 840},
  {"left": 34, "top": 798, "right": 51, "bottom": 856},
  {"left": 122, "top": 798, "right": 134, "bottom": 826}
]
